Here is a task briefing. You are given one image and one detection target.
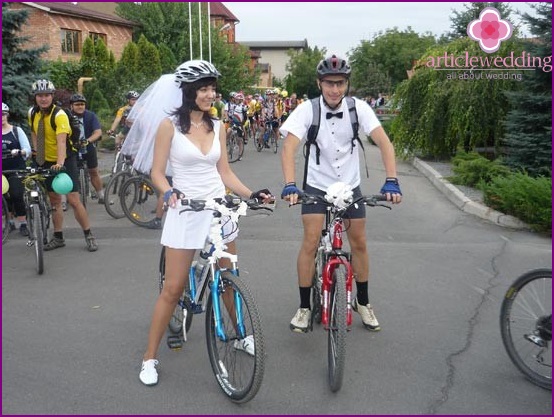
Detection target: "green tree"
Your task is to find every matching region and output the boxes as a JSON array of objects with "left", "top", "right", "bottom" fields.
[
  {"left": 2, "top": 3, "right": 48, "bottom": 125},
  {"left": 158, "top": 43, "right": 178, "bottom": 73},
  {"left": 349, "top": 28, "right": 436, "bottom": 93},
  {"left": 137, "top": 34, "right": 162, "bottom": 80},
  {"left": 284, "top": 46, "right": 326, "bottom": 98},
  {"left": 502, "top": 2, "right": 552, "bottom": 176},
  {"left": 448, "top": 2, "right": 515, "bottom": 39},
  {"left": 81, "top": 36, "right": 97, "bottom": 76},
  {"left": 95, "top": 38, "right": 111, "bottom": 73}
]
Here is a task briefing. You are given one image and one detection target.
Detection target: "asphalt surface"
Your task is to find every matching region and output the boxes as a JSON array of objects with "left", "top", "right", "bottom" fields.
[{"left": 2, "top": 141, "right": 551, "bottom": 415}]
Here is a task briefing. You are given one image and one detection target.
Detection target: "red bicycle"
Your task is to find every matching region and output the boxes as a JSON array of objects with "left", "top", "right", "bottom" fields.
[{"left": 297, "top": 186, "right": 389, "bottom": 391}]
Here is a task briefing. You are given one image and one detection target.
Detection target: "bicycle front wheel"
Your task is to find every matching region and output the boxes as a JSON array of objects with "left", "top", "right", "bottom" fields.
[
  {"left": 500, "top": 269, "right": 552, "bottom": 390},
  {"left": 158, "top": 246, "right": 193, "bottom": 334},
  {"left": 104, "top": 171, "right": 132, "bottom": 219},
  {"left": 120, "top": 176, "right": 159, "bottom": 227},
  {"left": 205, "top": 271, "right": 265, "bottom": 403},
  {"left": 328, "top": 265, "right": 347, "bottom": 392},
  {"left": 227, "top": 132, "right": 241, "bottom": 163},
  {"left": 2, "top": 195, "right": 10, "bottom": 245},
  {"left": 30, "top": 204, "right": 44, "bottom": 275}
]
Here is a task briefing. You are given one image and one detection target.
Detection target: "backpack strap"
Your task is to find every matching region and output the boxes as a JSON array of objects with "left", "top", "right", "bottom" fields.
[
  {"left": 12, "top": 125, "right": 19, "bottom": 143},
  {"left": 303, "top": 97, "right": 322, "bottom": 189},
  {"left": 345, "top": 97, "right": 369, "bottom": 179},
  {"left": 49, "top": 105, "right": 61, "bottom": 131}
]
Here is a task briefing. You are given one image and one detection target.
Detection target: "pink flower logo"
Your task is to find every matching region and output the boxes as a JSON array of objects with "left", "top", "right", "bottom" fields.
[{"left": 467, "top": 7, "right": 513, "bottom": 53}]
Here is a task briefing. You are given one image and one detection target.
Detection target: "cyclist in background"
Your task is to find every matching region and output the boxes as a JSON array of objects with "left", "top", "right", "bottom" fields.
[
  {"left": 28, "top": 79, "right": 98, "bottom": 252},
  {"left": 107, "top": 90, "right": 140, "bottom": 149},
  {"left": 2, "top": 102, "right": 32, "bottom": 236},
  {"left": 262, "top": 89, "right": 280, "bottom": 148},
  {"left": 69, "top": 94, "right": 104, "bottom": 204},
  {"left": 280, "top": 55, "right": 402, "bottom": 333},
  {"left": 212, "top": 93, "right": 225, "bottom": 120}
]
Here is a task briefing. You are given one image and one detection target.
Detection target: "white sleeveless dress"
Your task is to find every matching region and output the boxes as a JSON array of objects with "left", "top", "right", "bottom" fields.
[{"left": 160, "top": 120, "right": 230, "bottom": 249}]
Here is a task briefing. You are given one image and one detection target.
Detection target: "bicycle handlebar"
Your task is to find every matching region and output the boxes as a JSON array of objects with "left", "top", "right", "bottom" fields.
[
  {"left": 2, "top": 166, "right": 63, "bottom": 177},
  {"left": 295, "top": 192, "right": 390, "bottom": 210},
  {"left": 177, "top": 194, "right": 275, "bottom": 214}
]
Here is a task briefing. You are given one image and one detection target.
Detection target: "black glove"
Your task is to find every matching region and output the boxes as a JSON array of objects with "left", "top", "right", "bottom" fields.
[{"left": 250, "top": 188, "right": 272, "bottom": 201}]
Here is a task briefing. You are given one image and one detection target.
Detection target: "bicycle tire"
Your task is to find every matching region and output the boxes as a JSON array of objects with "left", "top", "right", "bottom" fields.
[
  {"left": 79, "top": 168, "right": 87, "bottom": 208},
  {"left": 500, "top": 268, "right": 552, "bottom": 390},
  {"left": 312, "top": 247, "right": 325, "bottom": 325},
  {"left": 104, "top": 171, "right": 132, "bottom": 219},
  {"left": 2, "top": 195, "right": 10, "bottom": 245},
  {"left": 328, "top": 265, "right": 347, "bottom": 392},
  {"left": 205, "top": 271, "right": 265, "bottom": 403},
  {"left": 30, "top": 204, "right": 44, "bottom": 275},
  {"left": 158, "top": 246, "right": 193, "bottom": 334},
  {"left": 254, "top": 126, "right": 263, "bottom": 152},
  {"left": 120, "top": 175, "right": 159, "bottom": 227},
  {"left": 227, "top": 132, "right": 241, "bottom": 163},
  {"left": 271, "top": 130, "right": 278, "bottom": 154}
]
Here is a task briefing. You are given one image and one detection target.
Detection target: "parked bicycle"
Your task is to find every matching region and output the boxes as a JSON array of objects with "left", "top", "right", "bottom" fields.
[
  {"left": 119, "top": 172, "right": 159, "bottom": 227},
  {"left": 2, "top": 167, "right": 60, "bottom": 274},
  {"left": 158, "top": 194, "right": 272, "bottom": 403},
  {"left": 103, "top": 153, "right": 134, "bottom": 219},
  {"left": 500, "top": 268, "right": 551, "bottom": 390},
  {"left": 294, "top": 184, "right": 390, "bottom": 392}
]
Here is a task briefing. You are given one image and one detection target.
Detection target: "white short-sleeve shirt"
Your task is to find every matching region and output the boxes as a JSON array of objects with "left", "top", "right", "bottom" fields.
[{"left": 280, "top": 96, "right": 381, "bottom": 191}]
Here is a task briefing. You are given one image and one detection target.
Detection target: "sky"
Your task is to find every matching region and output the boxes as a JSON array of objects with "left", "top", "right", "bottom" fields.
[{"left": 223, "top": 2, "right": 539, "bottom": 58}]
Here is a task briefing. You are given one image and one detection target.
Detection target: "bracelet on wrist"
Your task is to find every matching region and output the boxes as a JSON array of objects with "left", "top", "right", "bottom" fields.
[{"left": 285, "top": 181, "right": 296, "bottom": 186}]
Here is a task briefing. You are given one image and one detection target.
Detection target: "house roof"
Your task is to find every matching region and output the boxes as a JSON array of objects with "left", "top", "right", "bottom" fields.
[
  {"left": 23, "top": 2, "right": 137, "bottom": 27},
  {"left": 211, "top": 2, "right": 239, "bottom": 22},
  {"left": 240, "top": 40, "right": 308, "bottom": 50}
]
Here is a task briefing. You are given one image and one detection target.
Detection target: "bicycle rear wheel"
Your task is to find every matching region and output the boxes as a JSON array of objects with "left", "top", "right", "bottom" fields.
[
  {"left": 120, "top": 175, "right": 159, "bottom": 227},
  {"left": 328, "top": 265, "right": 347, "bottom": 392},
  {"left": 500, "top": 269, "right": 552, "bottom": 390},
  {"left": 2, "top": 195, "right": 10, "bottom": 245},
  {"left": 104, "top": 171, "right": 132, "bottom": 219},
  {"left": 30, "top": 204, "right": 44, "bottom": 275},
  {"left": 158, "top": 246, "right": 193, "bottom": 334},
  {"left": 205, "top": 271, "right": 265, "bottom": 403}
]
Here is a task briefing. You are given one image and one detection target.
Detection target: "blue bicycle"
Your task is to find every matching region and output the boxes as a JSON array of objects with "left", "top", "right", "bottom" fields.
[{"left": 158, "top": 195, "right": 272, "bottom": 403}]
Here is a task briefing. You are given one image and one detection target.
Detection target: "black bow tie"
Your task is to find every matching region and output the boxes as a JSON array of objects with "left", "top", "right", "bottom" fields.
[{"left": 326, "top": 112, "right": 343, "bottom": 120}]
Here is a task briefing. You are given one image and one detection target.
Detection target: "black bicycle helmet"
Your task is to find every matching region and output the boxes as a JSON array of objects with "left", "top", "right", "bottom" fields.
[
  {"left": 174, "top": 60, "right": 221, "bottom": 85},
  {"left": 69, "top": 93, "right": 87, "bottom": 104},
  {"left": 126, "top": 91, "right": 140, "bottom": 100},
  {"left": 31, "top": 79, "right": 56, "bottom": 95},
  {"left": 316, "top": 55, "right": 351, "bottom": 79}
]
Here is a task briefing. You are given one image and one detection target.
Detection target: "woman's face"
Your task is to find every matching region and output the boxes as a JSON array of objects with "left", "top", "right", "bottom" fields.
[{"left": 195, "top": 84, "right": 217, "bottom": 112}]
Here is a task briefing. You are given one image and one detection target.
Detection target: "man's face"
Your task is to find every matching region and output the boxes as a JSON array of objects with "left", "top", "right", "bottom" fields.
[
  {"left": 318, "top": 75, "right": 348, "bottom": 108},
  {"left": 128, "top": 98, "right": 138, "bottom": 106},
  {"left": 35, "top": 93, "right": 53, "bottom": 110},
  {"left": 71, "top": 101, "right": 86, "bottom": 116}
]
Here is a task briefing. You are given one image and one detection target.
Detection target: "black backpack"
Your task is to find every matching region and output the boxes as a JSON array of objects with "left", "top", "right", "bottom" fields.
[
  {"left": 303, "top": 97, "right": 369, "bottom": 189},
  {"left": 30, "top": 105, "right": 81, "bottom": 155}
]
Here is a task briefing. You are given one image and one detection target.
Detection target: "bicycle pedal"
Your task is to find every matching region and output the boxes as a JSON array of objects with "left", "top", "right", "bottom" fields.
[{"left": 166, "top": 334, "right": 184, "bottom": 351}]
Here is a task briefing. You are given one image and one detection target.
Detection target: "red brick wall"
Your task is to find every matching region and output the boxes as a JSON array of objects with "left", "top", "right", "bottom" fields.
[{"left": 10, "top": 3, "right": 132, "bottom": 61}]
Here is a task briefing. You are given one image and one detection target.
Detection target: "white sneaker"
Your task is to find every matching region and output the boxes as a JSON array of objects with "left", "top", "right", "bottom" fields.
[
  {"left": 139, "top": 359, "right": 159, "bottom": 386},
  {"left": 352, "top": 299, "right": 380, "bottom": 331},
  {"left": 290, "top": 308, "right": 311, "bottom": 333},
  {"left": 233, "top": 335, "right": 255, "bottom": 356}
]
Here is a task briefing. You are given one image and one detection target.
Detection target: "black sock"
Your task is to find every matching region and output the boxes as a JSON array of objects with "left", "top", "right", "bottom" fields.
[
  {"left": 356, "top": 281, "right": 369, "bottom": 306},
  {"left": 299, "top": 286, "right": 311, "bottom": 309},
  {"left": 84, "top": 229, "right": 91, "bottom": 237},
  {"left": 54, "top": 231, "right": 64, "bottom": 240}
]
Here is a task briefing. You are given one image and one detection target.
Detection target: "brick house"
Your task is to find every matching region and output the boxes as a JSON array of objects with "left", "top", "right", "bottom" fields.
[{"left": 8, "top": 2, "right": 137, "bottom": 61}]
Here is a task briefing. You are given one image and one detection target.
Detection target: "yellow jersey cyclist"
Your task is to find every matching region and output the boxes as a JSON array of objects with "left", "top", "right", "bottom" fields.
[{"left": 107, "top": 90, "right": 140, "bottom": 149}]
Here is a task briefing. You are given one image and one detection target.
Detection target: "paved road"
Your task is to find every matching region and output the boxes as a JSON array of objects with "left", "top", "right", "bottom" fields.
[{"left": 2, "top": 142, "right": 551, "bottom": 414}]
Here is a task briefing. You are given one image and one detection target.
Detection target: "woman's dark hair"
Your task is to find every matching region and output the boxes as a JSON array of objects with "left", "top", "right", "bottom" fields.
[{"left": 173, "top": 77, "right": 217, "bottom": 134}]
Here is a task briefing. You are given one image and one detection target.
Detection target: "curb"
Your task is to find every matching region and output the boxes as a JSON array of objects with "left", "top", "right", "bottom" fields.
[{"left": 412, "top": 157, "right": 530, "bottom": 230}]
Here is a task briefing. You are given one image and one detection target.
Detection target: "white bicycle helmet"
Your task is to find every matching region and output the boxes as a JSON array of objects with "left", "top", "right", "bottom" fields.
[
  {"left": 2, "top": 102, "right": 9, "bottom": 112},
  {"left": 31, "top": 79, "right": 56, "bottom": 94},
  {"left": 174, "top": 60, "right": 221, "bottom": 85},
  {"left": 325, "top": 182, "right": 354, "bottom": 209}
]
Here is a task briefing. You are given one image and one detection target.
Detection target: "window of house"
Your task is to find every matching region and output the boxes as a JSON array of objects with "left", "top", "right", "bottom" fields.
[
  {"left": 61, "top": 29, "right": 81, "bottom": 54},
  {"left": 89, "top": 32, "right": 107, "bottom": 46}
]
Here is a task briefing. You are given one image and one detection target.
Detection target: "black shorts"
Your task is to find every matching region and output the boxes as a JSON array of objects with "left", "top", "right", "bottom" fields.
[
  {"left": 82, "top": 143, "right": 98, "bottom": 169},
  {"left": 301, "top": 184, "right": 366, "bottom": 218},
  {"left": 43, "top": 154, "right": 79, "bottom": 193}
]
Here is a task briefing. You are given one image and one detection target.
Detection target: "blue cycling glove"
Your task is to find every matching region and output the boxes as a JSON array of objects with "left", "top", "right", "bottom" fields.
[
  {"left": 380, "top": 177, "right": 402, "bottom": 195},
  {"left": 281, "top": 182, "right": 301, "bottom": 199}
]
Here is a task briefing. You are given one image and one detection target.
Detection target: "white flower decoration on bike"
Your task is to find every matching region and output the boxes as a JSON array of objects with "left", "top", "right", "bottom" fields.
[{"left": 325, "top": 182, "right": 354, "bottom": 209}]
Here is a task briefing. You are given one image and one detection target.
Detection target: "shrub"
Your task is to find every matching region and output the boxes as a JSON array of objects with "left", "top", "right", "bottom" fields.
[
  {"left": 449, "top": 152, "right": 511, "bottom": 187},
  {"left": 481, "top": 173, "right": 552, "bottom": 234}
]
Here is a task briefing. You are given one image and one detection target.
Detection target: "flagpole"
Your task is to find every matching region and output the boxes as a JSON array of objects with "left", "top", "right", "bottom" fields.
[
  {"left": 207, "top": 2, "right": 212, "bottom": 62},
  {"left": 198, "top": 2, "right": 203, "bottom": 60},
  {"left": 188, "top": 2, "right": 193, "bottom": 60}
]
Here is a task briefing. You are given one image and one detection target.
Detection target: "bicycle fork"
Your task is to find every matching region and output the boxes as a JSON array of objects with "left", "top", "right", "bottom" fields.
[
  {"left": 321, "top": 258, "right": 354, "bottom": 328},
  {"left": 209, "top": 269, "right": 246, "bottom": 342}
]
